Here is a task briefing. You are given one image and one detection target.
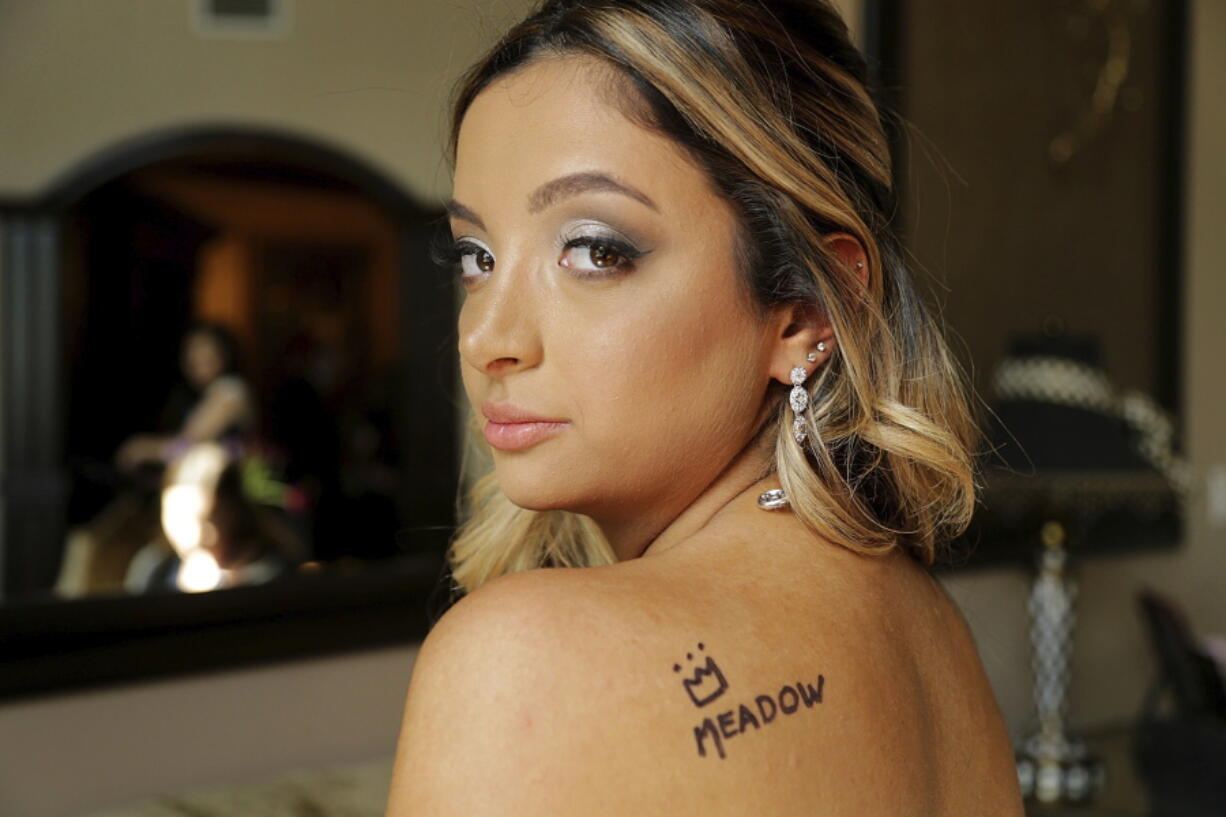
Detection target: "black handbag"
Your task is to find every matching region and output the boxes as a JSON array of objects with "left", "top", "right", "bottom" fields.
[{"left": 1133, "top": 589, "right": 1226, "bottom": 817}]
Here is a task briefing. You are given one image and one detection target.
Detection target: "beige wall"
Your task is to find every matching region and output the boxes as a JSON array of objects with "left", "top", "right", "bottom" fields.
[
  {"left": 0, "top": 0, "right": 1222, "bottom": 814},
  {"left": 0, "top": 0, "right": 535, "bottom": 202},
  {"left": 0, "top": 645, "right": 418, "bottom": 817}
]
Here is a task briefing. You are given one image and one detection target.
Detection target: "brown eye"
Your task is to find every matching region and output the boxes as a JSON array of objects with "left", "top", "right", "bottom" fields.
[
  {"left": 454, "top": 243, "right": 494, "bottom": 280},
  {"left": 588, "top": 242, "right": 622, "bottom": 268},
  {"left": 559, "top": 236, "right": 642, "bottom": 276}
]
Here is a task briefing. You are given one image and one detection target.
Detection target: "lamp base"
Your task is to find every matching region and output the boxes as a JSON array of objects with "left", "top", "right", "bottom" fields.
[{"left": 1016, "top": 737, "right": 1106, "bottom": 804}]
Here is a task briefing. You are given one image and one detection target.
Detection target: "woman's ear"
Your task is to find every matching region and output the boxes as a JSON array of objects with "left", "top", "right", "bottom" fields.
[
  {"left": 823, "top": 232, "right": 869, "bottom": 289},
  {"left": 766, "top": 300, "right": 831, "bottom": 387},
  {"left": 766, "top": 233, "right": 868, "bottom": 386}
]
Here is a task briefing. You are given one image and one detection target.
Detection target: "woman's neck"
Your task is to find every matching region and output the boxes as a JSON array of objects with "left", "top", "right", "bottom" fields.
[{"left": 598, "top": 431, "right": 779, "bottom": 562}]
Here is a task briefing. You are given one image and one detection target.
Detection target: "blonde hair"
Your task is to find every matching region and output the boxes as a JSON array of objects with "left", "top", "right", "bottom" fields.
[{"left": 444, "top": 0, "right": 977, "bottom": 597}]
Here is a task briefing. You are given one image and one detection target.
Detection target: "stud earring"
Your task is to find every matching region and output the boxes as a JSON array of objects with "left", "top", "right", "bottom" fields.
[
  {"left": 806, "top": 341, "right": 827, "bottom": 363},
  {"left": 855, "top": 261, "right": 864, "bottom": 269},
  {"left": 790, "top": 365, "right": 810, "bottom": 445}
]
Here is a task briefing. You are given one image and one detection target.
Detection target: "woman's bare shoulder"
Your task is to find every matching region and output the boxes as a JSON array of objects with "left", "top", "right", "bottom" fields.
[
  {"left": 389, "top": 548, "right": 1022, "bottom": 816},
  {"left": 389, "top": 561, "right": 914, "bottom": 816},
  {"left": 388, "top": 567, "right": 698, "bottom": 815}
]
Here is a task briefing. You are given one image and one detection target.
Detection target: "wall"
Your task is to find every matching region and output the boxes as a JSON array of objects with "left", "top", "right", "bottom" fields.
[
  {"left": 0, "top": 0, "right": 1221, "bottom": 815},
  {"left": 0, "top": 646, "right": 418, "bottom": 817},
  {"left": 0, "top": 0, "right": 536, "bottom": 203}
]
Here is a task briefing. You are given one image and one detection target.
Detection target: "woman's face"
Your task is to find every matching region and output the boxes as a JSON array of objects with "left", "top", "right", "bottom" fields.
[
  {"left": 452, "top": 56, "right": 776, "bottom": 523},
  {"left": 183, "top": 332, "right": 225, "bottom": 389}
]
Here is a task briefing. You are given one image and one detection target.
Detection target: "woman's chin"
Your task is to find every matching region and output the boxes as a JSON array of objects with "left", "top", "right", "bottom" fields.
[
  {"left": 497, "top": 475, "right": 587, "bottom": 514},
  {"left": 502, "top": 488, "right": 576, "bottom": 513}
]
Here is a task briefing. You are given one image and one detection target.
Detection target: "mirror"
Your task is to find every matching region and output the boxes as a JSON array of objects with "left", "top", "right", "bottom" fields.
[{"left": 0, "top": 130, "right": 460, "bottom": 697}]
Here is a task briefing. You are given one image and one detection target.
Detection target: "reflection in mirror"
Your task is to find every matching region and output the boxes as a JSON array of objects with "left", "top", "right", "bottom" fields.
[{"left": 4, "top": 138, "right": 456, "bottom": 604}]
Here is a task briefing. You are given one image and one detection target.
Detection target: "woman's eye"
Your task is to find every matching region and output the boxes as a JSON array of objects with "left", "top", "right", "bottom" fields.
[
  {"left": 559, "top": 237, "right": 641, "bottom": 276},
  {"left": 453, "top": 243, "right": 494, "bottom": 280}
]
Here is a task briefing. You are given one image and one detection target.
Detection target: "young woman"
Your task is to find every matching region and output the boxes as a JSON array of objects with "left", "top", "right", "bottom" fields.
[{"left": 389, "top": 1, "right": 1023, "bottom": 813}]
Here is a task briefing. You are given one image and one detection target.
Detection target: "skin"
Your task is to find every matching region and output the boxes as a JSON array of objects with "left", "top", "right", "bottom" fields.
[
  {"left": 389, "top": 54, "right": 1023, "bottom": 816},
  {"left": 451, "top": 55, "right": 863, "bottom": 561},
  {"left": 182, "top": 331, "right": 226, "bottom": 390}
]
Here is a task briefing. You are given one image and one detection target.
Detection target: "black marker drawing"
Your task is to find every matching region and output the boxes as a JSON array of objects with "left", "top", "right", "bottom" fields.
[
  {"left": 673, "top": 642, "right": 728, "bottom": 708},
  {"left": 691, "top": 674, "right": 826, "bottom": 760}
]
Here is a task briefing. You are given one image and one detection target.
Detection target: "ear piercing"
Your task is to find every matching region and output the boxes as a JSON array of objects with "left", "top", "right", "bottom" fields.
[
  {"left": 855, "top": 261, "right": 864, "bottom": 269},
  {"left": 806, "top": 341, "right": 827, "bottom": 363}
]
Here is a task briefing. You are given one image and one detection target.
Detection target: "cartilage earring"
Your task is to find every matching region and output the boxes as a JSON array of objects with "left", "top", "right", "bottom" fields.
[
  {"left": 789, "top": 365, "right": 810, "bottom": 444},
  {"left": 806, "top": 341, "right": 827, "bottom": 363}
]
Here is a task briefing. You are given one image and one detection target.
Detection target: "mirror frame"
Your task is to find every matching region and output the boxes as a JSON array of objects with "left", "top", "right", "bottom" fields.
[{"left": 0, "top": 126, "right": 460, "bottom": 701}]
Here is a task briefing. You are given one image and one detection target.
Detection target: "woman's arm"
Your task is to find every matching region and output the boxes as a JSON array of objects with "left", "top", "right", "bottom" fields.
[
  {"left": 115, "top": 378, "right": 252, "bottom": 469},
  {"left": 178, "top": 376, "right": 251, "bottom": 443}
]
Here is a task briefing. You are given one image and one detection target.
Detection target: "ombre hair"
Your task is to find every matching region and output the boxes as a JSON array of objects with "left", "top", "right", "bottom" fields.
[{"left": 444, "top": 0, "right": 977, "bottom": 596}]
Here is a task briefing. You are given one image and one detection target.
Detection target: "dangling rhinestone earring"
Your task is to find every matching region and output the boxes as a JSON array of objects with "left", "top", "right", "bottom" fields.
[{"left": 790, "top": 364, "right": 810, "bottom": 445}]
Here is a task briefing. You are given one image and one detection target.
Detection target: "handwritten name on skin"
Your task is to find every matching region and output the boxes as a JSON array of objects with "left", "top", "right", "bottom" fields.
[
  {"left": 692, "top": 676, "right": 826, "bottom": 759},
  {"left": 674, "top": 642, "right": 826, "bottom": 760}
]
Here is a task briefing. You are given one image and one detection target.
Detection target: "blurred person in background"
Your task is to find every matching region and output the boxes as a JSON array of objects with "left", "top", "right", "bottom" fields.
[
  {"left": 56, "top": 322, "right": 263, "bottom": 596},
  {"left": 115, "top": 322, "right": 255, "bottom": 470}
]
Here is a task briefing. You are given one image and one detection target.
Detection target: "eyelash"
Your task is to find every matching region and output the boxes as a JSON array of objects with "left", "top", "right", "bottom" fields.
[{"left": 437, "top": 234, "right": 644, "bottom": 282}]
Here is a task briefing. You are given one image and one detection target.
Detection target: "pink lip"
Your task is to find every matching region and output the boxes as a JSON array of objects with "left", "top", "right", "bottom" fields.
[{"left": 481, "top": 402, "right": 570, "bottom": 452}]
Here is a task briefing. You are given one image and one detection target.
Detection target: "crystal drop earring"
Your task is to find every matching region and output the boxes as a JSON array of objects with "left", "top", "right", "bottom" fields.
[{"left": 790, "top": 364, "right": 810, "bottom": 445}]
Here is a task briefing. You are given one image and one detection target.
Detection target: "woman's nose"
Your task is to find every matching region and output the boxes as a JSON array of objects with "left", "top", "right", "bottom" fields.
[{"left": 457, "top": 268, "right": 544, "bottom": 377}]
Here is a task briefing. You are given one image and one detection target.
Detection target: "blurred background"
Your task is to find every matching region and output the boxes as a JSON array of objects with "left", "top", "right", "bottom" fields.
[{"left": 0, "top": 0, "right": 1222, "bottom": 815}]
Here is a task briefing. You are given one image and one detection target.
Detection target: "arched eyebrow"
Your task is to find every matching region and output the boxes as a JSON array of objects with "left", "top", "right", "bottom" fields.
[
  {"left": 527, "top": 171, "right": 658, "bottom": 214},
  {"left": 445, "top": 171, "right": 658, "bottom": 231}
]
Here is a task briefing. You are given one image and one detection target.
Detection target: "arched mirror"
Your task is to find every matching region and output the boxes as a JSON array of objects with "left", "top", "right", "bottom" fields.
[{"left": 0, "top": 129, "right": 459, "bottom": 698}]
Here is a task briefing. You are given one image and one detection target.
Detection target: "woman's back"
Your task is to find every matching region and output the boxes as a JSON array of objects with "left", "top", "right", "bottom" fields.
[{"left": 390, "top": 498, "right": 1022, "bottom": 816}]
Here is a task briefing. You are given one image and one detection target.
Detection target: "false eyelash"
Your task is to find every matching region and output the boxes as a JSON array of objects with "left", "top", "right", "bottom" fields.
[
  {"left": 561, "top": 235, "right": 643, "bottom": 260},
  {"left": 559, "top": 235, "right": 645, "bottom": 274},
  {"left": 434, "top": 239, "right": 484, "bottom": 267},
  {"left": 431, "top": 235, "right": 492, "bottom": 282}
]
